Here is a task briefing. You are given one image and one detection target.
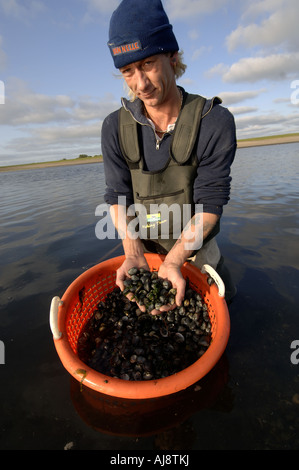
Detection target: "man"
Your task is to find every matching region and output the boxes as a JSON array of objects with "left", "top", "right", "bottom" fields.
[{"left": 102, "top": 0, "right": 237, "bottom": 313}]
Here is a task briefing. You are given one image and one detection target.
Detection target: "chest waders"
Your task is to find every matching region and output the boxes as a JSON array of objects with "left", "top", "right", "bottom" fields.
[{"left": 118, "top": 92, "right": 220, "bottom": 255}]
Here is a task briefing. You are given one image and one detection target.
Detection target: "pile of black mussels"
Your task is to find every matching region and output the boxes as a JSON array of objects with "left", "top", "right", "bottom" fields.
[{"left": 78, "top": 267, "right": 212, "bottom": 381}]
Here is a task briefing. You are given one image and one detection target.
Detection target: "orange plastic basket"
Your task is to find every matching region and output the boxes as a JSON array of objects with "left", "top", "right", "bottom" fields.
[{"left": 50, "top": 253, "right": 230, "bottom": 399}]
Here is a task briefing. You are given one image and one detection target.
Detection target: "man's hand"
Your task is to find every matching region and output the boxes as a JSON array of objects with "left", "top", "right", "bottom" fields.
[
  {"left": 149, "top": 260, "right": 186, "bottom": 315},
  {"left": 116, "top": 255, "right": 149, "bottom": 310}
]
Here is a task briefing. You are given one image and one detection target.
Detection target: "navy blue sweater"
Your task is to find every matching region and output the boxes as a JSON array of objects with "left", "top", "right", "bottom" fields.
[{"left": 102, "top": 88, "right": 236, "bottom": 216}]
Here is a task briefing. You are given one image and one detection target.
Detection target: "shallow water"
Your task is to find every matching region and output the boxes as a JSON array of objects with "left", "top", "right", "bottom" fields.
[{"left": 0, "top": 143, "right": 298, "bottom": 451}]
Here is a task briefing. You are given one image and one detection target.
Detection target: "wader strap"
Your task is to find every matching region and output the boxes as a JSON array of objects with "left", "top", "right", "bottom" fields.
[
  {"left": 118, "top": 106, "right": 141, "bottom": 165},
  {"left": 170, "top": 94, "right": 206, "bottom": 164},
  {"left": 118, "top": 93, "right": 207, "bottom": 165}
]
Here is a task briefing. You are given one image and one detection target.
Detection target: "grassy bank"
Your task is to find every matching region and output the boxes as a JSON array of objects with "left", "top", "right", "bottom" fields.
[
  {"left": 237, "top": 132, "right": 299, "bottom": 148},
  {"left": 0, "top": 155, "right": 103, "bottom": 172}
]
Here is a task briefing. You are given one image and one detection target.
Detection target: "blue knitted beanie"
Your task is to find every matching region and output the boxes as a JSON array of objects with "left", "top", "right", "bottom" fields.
[{"left": 108, "top": 0, "right": 179, "bottom": 69}]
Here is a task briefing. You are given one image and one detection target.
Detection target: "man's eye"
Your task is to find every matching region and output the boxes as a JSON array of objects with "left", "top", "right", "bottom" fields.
[{"left": 143, "top": 61, "right": 153, "bottom": 69}]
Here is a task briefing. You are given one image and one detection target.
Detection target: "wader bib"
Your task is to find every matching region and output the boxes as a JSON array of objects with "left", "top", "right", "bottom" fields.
[{"left": 118, "top": 92, "right": 220, "bottom": 255}]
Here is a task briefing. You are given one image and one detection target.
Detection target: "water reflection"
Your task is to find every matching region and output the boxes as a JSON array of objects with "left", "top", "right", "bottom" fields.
[{"left": 70, "top": 355, "right": 231, "bottom": 441}]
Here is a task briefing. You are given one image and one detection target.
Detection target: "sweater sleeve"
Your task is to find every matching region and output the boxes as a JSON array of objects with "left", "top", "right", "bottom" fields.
[
  {"left": 102, "top": 110, "right": 134, "bottom": 206},
  {"left": 193, "top": 103, "right": 237, "bottom": 216}
]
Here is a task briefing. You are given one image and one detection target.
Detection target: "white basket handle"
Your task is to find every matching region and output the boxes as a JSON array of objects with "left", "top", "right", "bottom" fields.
[
  {"left": 202, "top": 264, "right": 225, "bottom": 298},
  {"left": 49, "top": 296, "right": 63, "bottom": 340}
]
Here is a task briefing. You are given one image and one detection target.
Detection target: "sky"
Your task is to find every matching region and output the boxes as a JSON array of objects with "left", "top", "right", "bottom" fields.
[{"left": 0, "top": 0, "right": 298, "bottom": 166}]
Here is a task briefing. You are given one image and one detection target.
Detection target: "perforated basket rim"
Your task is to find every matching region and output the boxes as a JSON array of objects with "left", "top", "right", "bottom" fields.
[{"left": 53, "top": 253, "right": 230, "bottom": 399}]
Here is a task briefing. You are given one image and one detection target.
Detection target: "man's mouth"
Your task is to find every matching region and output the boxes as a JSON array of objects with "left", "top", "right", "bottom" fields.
[{"left": 139, "top": 89, "right": 156, "bottom": 99}]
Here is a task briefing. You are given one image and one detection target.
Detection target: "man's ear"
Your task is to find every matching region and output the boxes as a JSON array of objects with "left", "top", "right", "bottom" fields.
[
  {"left": 170, "top": 51, "right": 178, "bottom": 64},
  {"left": 170, "top": 52, "right": 178, "bottom": 66}
]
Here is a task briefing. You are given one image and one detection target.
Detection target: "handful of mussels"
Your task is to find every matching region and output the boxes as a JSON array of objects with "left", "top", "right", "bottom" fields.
[{"left": 78, "top": 267, "right": 212, "bottom": 381}]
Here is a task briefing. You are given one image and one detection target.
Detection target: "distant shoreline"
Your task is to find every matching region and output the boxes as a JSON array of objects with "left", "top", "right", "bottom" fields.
[
  {"left": 1, "top": 133, "right": 299, "bottom": 173},
  {"left": 0, "top": 156, "right": 103, "bottom": 173},
  {"left": 237, "top": 133, "right": 299, "bottom": 149}
]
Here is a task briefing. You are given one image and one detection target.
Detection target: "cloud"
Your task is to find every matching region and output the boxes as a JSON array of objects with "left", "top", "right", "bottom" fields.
[
  {"left": 235, "top": 110, "right": 299, "bottom": 138},
  {"left": 81, "top": 0, "right": 230, "bottom": 23},
  {"left": 240, "top": 0, "right": 283, "bottom": 20},
  {"left": 221, "top": 53, "right": 299, "bottom": 83},
  {"left": 81, "top": 0, "right": 119, "bottom": 22},
  {"left": 206, "top": 62, "right": 229, "bottom": 78},
  {"left": 178, "top": 77, "right": 195, "bottom": 87},
  {"left": 0, "top": 0, "right": 46, "bottom": 21},
  {"left": 81, "top": 0, "right": 232, "bottom": 23},
  {"left": 0, "top": 35, "right": 7, "bottom": 70},
  {"left": 165, "top": 0, "right": 229, "bottom": 20},
  {"left": 218, "top": 89, "right": 266, "bottom": 105},
  {"left": 0, "top": 79, "right": 119, "bottom": 126},
  {"left": 1, "top": 119, "right": 104, "bottom": 165},
  {"left": 0, "top": 80, "right": 74, "bottom": 125},
  {"left": 0, "top": 119, "right": 106, "bottom": 166},
  {"left": 7, "top": 121, "right": 102, "bottom": 148},
  {"left": 228, "top": 106, "right": 258, "bottom": 115},
  {"left": 83, "top": 0, "right": 119, "bottom": 13},
  {"left": 227, "top": 0, "right": 299, "bottom": 52},
  {"left": 0, "top": 79, "right": 120, "bottom": 164},
  {"left": 191, "top": 46, "right": 212, "bottom": 62},
  {"left": 212, "top": 0, "right": 299, "bottom": 85},
  {"left": 188, "top": 29, "right": 199, "bottom": 41}
]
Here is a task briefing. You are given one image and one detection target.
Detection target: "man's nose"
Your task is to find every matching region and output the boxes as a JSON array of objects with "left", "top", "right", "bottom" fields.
[{"left": 135, "top": 69, "right": 149, "bottom": 90}]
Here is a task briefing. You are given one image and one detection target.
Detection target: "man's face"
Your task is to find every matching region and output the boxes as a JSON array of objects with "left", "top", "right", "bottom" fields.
[{"left": 119, "top": 53, "right": 177, "bottom": 108}]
